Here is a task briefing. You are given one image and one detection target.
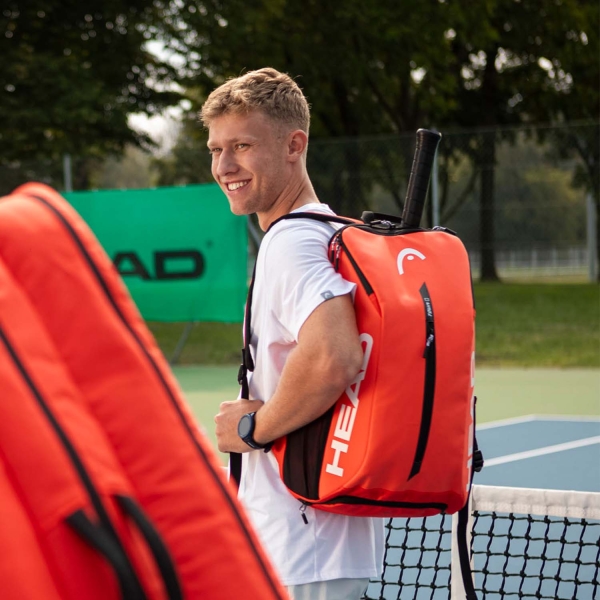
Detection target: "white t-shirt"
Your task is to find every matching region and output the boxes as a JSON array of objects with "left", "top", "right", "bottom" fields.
[{"left": 238, "top": 203, "right": 384, "bottom": 587}]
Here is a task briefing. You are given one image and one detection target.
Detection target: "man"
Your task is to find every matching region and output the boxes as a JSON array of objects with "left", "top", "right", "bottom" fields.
[{"left": 202, "top": 68, "right": 384, "bottom": 600}]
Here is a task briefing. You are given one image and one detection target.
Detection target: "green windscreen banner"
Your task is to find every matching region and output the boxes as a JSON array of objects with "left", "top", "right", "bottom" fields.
[{"left": 64, "top": 184, "right": 247, "bottom": 322}]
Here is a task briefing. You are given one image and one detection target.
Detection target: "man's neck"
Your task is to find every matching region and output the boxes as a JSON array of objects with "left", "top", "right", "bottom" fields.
[{"left": 258, "top": 178, "right": 319, "bottom": 231}]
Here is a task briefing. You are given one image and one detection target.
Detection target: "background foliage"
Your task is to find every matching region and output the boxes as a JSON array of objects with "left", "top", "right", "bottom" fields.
[
  {"left": 1, "top": 0, "right": 598, "bottom": 278},
  {"left": 0, "top": 1, "right": 181, "bottom": 191}
]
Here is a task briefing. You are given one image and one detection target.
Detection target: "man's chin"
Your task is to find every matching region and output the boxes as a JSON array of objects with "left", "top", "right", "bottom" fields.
[
  {"left": 229, "top": 205, "right": 249, "bottom": 216},
  {"left": 228, "top": 200, "right": 255, "bottom": 217}
]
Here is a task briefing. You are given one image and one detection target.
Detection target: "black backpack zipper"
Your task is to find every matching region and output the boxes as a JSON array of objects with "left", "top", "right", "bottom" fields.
[
  {"left": 408, "top": 283, "right": 437, "bottom": 480},
  {"left": 315, "top": 495, "right": 447, "bottom": 511}
]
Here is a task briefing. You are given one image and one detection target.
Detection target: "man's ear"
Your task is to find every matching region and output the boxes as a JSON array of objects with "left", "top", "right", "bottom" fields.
[{"left": 287, "top": 130, "right": 308, "bottom": 162}]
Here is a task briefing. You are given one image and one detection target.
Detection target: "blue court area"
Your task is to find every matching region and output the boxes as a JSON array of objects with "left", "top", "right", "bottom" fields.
[
  {"left": 476, "top": 415, "right": 600, "bottom": 493},
  {"left": 366, "top": 416, "right": 600, "bottom": 600}
]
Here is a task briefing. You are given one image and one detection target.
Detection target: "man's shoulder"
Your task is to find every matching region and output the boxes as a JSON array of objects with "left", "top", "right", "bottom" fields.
[{"left": 257, "top": 223, "right": 334, "bottom": 284}]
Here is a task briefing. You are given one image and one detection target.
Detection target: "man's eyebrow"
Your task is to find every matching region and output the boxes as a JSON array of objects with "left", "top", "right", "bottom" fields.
[{"left": 207, "top": 135, "right": 259, "bottom": 147}]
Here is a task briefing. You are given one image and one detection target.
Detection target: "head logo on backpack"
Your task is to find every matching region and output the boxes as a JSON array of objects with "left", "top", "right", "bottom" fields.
[{"left": 397, "top": 248, "right": 426, "bottom": 274}]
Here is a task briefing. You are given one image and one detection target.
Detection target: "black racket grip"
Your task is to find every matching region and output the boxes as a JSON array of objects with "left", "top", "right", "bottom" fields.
[{"left": 401, "top": 129, "right": 442, "bottom": 229}]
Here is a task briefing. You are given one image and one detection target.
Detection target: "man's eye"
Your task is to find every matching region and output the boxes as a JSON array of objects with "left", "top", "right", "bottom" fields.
[
  {"left": 236, "top": 143, "right": 248, "bottom": 150},
  {"left": 209, "top": 148, "right": 221, "bottom": 155}
]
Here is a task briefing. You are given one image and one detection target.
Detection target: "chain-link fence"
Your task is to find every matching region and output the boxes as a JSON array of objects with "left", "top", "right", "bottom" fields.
[
  {"left": 306, "top": 122, "right": 599, "bottom": 282},
  {"left": 2, "top": 121, "right": 598, "bottom": 281}
]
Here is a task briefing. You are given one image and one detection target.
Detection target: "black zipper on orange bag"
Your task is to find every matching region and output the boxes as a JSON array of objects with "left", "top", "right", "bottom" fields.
[
  {"left": 408, "top": 283, "right": 436, "bottom": 480},
  {"left": 318, "top": 496, "right": 447, "bottom": 511}
]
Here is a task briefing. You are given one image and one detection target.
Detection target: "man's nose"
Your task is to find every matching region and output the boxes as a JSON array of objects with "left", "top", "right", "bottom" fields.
[{"left": 215, "top": 149, "right": 238, "bottom": 178}]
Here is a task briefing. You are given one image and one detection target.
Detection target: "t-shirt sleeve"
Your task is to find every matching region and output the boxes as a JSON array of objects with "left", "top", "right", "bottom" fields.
[{"left": 262, "top": 222, "right": 356, "bottom": 341}]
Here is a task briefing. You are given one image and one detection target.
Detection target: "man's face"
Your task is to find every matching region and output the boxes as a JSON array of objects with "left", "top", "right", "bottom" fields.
[{"left": 207, "top": 111, "right": 291, "bottom": 216}]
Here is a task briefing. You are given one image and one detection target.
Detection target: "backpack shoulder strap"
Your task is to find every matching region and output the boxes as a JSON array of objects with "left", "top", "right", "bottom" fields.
[{"left": 267, "top": 212, "right": 356, "bottom": 232}]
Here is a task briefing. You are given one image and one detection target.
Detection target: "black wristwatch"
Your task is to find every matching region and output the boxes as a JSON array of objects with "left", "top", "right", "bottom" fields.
[{"left": 238, "top": 412, "right": 272, "bottom": 451}]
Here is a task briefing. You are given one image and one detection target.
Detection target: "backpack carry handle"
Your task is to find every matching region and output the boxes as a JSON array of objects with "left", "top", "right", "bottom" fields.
[
  {"left": 361, "top": 211, "right": 403, "bottom": 226},
  {"left": 115, "top": 495, "right": 183, "bottom": 600},
  {"left": 401, "top": 129, "right": 442, "bottom": 229}
]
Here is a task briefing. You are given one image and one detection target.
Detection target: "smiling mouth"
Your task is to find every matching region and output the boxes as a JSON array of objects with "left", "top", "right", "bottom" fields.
[{"left": 226, "top": 181, "right": 249, "bottom": 191}]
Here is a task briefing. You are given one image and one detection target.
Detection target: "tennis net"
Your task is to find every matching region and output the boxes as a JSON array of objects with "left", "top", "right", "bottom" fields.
[{"left": 364, "top": 484, "right": 600, "bottom": 600}]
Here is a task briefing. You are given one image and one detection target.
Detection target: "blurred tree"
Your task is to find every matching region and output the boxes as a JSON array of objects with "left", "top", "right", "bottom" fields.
[
  {"left": 151, "top": 104, "right": 213, "bottom": 186},
  {"left": 533, "top": 3, "right": 599, "bottom": 279},
  {"left": 95, "top": 145, "right": 158, "bottom": 189},
  {"left": 445, "top": 0, "right": 597, "bottom": 279},
  {"left": 0, "top": 1, "right": 181, "bottom": 192},
  {"left": 444, "top": 133, "right": 586, "bottom": 250}
]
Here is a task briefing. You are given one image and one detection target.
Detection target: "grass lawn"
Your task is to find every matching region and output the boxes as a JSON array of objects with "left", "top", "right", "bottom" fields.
[
  {"left": 148, "top": 321, "right": 242, "bottom": 365},
  {"left": 475, "top": 283, "right": 599, "bottom": 367},
  {"left": 149, "top": 283, "right": 599, "bottom": 368}
]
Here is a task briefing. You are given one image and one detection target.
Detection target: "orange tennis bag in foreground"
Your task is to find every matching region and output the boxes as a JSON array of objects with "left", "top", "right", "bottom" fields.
[
  {"left": 0, "top": 183, "right": 288, "bottom": 600},
  {"left": 240, "top": 211, "right": 480, "bottom": 518}
]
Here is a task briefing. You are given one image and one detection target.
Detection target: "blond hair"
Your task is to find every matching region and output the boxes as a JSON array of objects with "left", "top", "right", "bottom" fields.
[{"left": 199, "top": 68, "right": 310, "bottom": 134}]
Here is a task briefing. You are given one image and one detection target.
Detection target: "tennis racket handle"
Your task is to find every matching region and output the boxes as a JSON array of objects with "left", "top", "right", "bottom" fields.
[{"left": 401, "top": 129, "right": 442, "bottom": 229}]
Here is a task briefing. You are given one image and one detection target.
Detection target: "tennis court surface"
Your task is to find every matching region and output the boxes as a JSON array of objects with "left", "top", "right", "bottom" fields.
[{"left": 365, "top": 416, "right": 600, "bottom": 599}]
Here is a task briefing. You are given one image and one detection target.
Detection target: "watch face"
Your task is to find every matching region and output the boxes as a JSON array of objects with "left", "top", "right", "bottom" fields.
[{"left": 238, "top": 413, "right": 254, "bottom": 439}]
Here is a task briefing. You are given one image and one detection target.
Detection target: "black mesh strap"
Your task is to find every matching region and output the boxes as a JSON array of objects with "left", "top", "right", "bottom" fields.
[
  {"left": 242, "top": 262, "right": 257, "bottom": 375},
  {"left": 231, "top": 260, "right": 257, "bottom": 487},
  {"left": 230, "top": 451, "right": 242, "bottom": 487}
]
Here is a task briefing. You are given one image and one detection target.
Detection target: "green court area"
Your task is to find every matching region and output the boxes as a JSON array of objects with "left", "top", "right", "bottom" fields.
[{"left": 173, "top": 365, "right": 600, "bottom": 460}]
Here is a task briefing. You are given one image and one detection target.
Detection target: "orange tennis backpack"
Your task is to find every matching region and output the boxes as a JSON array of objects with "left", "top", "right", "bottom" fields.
[
  {"left": 0, "top": 183, "right": 288, "bottom": 600},
  {"left": 237, "top": 211, "right": 482, "bottom": 519}
]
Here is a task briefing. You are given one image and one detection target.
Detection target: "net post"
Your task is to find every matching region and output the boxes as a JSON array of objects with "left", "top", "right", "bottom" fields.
[
  {"left": 63, "top": 153, "right": 73, "bottom": 192},
  {"left": 451, "top": 493, "right": 475, "bottom": 599},
  {"left": 169, "top": 321, "right": 194, "bottom": 365},
  {"left": 586, "top": 192, "right": 598, "bottom": 282}
]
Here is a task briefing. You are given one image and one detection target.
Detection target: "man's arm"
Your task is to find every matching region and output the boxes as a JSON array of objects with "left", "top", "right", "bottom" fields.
[{"left": 214, "top": 293, "right": 363, "bottom": 453}]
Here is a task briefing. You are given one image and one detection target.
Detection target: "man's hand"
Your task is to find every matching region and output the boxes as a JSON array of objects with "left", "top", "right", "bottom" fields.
[{"left": 214, "top": 398, "right": 265, "bottom": 453}]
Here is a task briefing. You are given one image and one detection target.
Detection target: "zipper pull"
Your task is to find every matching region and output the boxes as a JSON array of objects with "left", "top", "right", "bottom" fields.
[
  {"left": 334, "top": 240, "right": 342, "bottom": 272},
  {"left": 423, "top": 333, "right": 435, "bottom": 358},
  {"left": 299, "top": 502, "right": 309, "bottom": 525}
]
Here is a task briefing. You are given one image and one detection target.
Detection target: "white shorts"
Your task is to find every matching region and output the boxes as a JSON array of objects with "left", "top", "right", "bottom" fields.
[{"left": 287, "top": 577, "right": 370, "bottom": 600}]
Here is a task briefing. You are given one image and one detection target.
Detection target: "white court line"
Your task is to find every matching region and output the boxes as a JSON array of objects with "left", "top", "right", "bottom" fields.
[
  {"left": 484, "top": 436, "right": 600, "bottom": 467},
  {"left": 477, "top": 415, "right": 536, "bottom": 430},
  {"left": 477, "top": 414, "right": 600, "bottom": 430},
  {"left": 526, "top": 414, "right": 600, "bottom": 422}
]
